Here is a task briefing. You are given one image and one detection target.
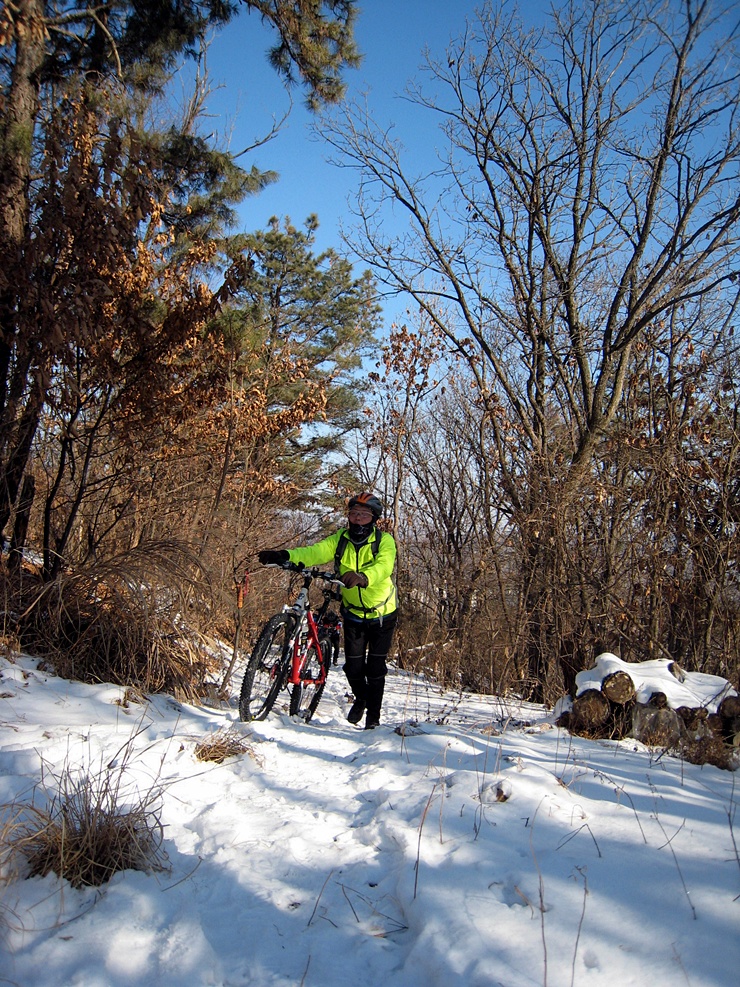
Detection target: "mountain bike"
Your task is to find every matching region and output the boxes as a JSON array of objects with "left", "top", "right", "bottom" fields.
[{"left": 238, "top": 562, "right": 344, "bottom": 723}]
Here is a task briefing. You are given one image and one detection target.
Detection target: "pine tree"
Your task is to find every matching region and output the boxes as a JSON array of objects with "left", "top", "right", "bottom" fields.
[{"left": 218, "top": 214, "right": 381, "bottom": 497}]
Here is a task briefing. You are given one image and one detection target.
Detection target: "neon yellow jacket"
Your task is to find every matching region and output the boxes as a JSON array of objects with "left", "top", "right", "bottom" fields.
[{"left": 288, "top": 527, "right": 397, "bottom": 621}]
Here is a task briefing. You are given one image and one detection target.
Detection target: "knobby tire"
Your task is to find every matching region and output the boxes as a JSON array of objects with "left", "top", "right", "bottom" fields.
[
  {"left": 239, "top": 613, "right": 295, "bottom": 721},
  {"left": 289, "top": 634, "right": 331, "bottom": 723}
]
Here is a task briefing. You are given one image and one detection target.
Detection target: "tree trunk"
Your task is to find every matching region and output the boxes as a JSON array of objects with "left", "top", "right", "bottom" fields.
[
  {"left": 8, "top": 472, "right": 35, "bottom": 575},
  {"left": 0, "top": 0, "right": 45, "bottom": 251},
  {"left": 559, "top": 634, "right": 586, "bottom": 698},
  {"left": 0, "top": 0, "right": 46, "bottom": 545},
  {"left": 0, "top": 384, "right": 45, "bottom": 541}
]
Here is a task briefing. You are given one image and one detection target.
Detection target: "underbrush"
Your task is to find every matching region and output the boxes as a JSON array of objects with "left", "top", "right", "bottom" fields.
[
  {"left": 0, "top": 735, "right": 168, "bottom": 889},
  {"left": 3, "top": 541, "right": 216, "bottom": 701},
  {"left": 678, "top": 735, "right": 738, "bottom": 771}
]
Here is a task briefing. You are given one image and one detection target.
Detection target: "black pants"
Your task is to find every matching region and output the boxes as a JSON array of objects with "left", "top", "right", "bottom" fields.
[
  {"left": 343, "top": 612, "right": 397, "bottom": 682},
  {"left": 343, "top": 613, "right": 397, "bottom": 720}
]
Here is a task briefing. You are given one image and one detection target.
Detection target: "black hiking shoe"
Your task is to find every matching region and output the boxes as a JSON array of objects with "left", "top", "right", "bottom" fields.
[
  {"left": 364, "top": 716, "right": 380, "bottom": 730},
  {"left": 347, "top": 700, "right": 366, "bottom": 725}
]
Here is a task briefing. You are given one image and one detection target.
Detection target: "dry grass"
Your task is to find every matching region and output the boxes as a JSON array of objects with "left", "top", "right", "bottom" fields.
[
  {"left": 13, "top": 541, "right": 216, "bottom": 701},
  {"left": 194, "top": 727, "right": 259, "bottom": 765},
  {"left": 114, "top": 686, "right": 148, "bottom": 708},
  {"left": 679, "top": 736, "right": 739, "bottom": 772},
  {"left": 0, "top": 631, "right": 21, "bottom": 659},
  {"left": 0, "top": 738, "right": 168, "bottom": 889}
]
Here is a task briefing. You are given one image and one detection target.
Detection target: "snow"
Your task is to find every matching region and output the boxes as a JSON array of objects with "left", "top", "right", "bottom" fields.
[{"left": 1, "top": 651, "right": 739, "bottom": 987}]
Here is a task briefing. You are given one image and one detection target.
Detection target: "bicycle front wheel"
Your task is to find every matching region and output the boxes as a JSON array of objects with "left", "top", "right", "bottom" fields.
[
  {"left": 289, "top": 634, "right": 331, "bottom": 723},
  {"left": 239, "top": 613, "right": 295, "bottom": 721}
]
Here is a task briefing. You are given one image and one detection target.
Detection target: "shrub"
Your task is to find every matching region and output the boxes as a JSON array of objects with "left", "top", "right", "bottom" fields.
[
  {"left": 1, "top": 740, "right": 168, "bottom": 889},
  {"left": 15, "top": 541, "right": 216, "bottom": 701},
  {"left": 194, "top": 727, "right": 259, "bottom": 764}
]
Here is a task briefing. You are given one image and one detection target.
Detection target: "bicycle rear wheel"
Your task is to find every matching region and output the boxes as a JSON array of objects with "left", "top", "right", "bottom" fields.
[
  {"left": 289, "top": 634, "right": 330, "bottom": 723},
  {"left": 239, "top": 613, "right": 295, "bottom": 721}
]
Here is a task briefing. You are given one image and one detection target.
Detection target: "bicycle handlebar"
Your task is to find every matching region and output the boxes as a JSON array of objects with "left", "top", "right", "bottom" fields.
[{"left": 263, "top": 560, "right": 344, "bottom": 591}]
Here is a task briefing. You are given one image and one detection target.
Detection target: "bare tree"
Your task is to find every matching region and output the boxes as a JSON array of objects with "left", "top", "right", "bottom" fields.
[{"left": 324, "top": 0, "right": 740, "bottom": 699}]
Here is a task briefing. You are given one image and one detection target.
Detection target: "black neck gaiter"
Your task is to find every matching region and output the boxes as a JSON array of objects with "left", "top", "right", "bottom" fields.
[{"left": 348, "top": 521, "right": 373, "bottom": 544}]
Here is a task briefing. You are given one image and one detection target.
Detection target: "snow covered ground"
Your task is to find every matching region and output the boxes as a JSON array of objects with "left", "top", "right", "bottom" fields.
[{"left": 1, "top": 650, "right": 739, "bottom": 987}]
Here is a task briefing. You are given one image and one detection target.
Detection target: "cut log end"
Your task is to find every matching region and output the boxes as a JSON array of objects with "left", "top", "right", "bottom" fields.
[
  {"left": 718, "top": 695, "right": 740, "bottom": 722},
  {"left": 569, "top": 688, "right": 611, "bottom": 734},
  {"left": 601, "top": 670, "right": 636, "bottom": 705}
]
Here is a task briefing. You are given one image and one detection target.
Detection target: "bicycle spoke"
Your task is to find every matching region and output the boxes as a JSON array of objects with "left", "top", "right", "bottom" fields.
[{"left": 239, "top": 614, "right": 295, "bottom": 721}]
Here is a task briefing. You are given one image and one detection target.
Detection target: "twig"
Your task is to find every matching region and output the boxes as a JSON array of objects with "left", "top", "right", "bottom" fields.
[
  {"left": 438, "top": 744, "right": 448, "bottom": 844},
  {"left": 306, "top": 869, "right": 334, "bottom": 927},
  {"left": 655, "top": 817, "right": 686, "bottom": 851},
  {"left": 472, "top": 717, "right": 502, "bottom": 840},
  {"left": 414, "top": 784, "right": 438, "bottom": 899},
  {"left": 570, "top": 867, "right": 588, "bottom": 987},
  {"left": 529, "top": 802, "right": 548, "bottom": 987},
  {"left": 671, "top": 942, "right": 693, "bottom": 986},
  {"left": 337, "top": 883, "right": 409, "bottom": 935},
  {"left": 538, "top": 872, "right": 548, "bottom": 987},
  {"left": 724, "top": 775, "right": 740, "bottom": 881},
  {"left": 655, "top": 818, "right": 696, "bottom": 920},
  {"left": 340, "top": 883, "right": 361, "bottom": 922},
  {"left": 593, "top": 768, "right": 648, "bottom": 843},
  {"left": 556, "top": 823, "right": 602, "bottom": 858},
  {"left": 160, "top": 855, "right": 203, "bottom": 891},
  {"left": 512, "top": 884, "right": 535, "bottom": 917}
]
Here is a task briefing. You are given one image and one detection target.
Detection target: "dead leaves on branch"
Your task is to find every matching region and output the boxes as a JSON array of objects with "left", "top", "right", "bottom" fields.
[
  {"left": 2, "top": 70, "right": 367, "bottom": 588},
  {"left": 11, "top": 85, "right": 227, "bottom": 391}
]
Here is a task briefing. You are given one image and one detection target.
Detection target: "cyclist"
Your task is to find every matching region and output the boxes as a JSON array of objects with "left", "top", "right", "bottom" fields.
[{"left": 258, "top": 493, "right": 397, "bottom": 730}]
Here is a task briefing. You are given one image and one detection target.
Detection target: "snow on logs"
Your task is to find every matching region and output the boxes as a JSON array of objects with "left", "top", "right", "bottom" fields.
[{"left": 557, "top": 653, "right": 739, "bottom": 754}]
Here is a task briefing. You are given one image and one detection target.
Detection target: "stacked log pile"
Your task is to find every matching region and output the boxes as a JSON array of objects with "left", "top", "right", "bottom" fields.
[{"left": 556, "top": 654, "right": 739, "bottom": 766}]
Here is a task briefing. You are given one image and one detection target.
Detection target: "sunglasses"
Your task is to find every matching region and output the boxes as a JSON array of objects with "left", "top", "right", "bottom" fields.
[{"left": 348, "top": 507, "right": 374, "bottom": 521}]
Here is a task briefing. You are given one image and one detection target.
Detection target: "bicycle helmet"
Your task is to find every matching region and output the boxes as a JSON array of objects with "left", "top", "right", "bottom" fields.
[{"left": 348, "top": 492, "right": 383, "bottom": 520}]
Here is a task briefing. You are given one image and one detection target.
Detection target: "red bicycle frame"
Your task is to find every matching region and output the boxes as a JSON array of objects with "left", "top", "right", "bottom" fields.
[{"left": 286, "top": 608, "right": 327, "bottom": 687}]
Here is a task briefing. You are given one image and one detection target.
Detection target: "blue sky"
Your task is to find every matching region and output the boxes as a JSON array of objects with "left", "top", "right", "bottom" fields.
[{"left": 190, "top": 1, "right": 482, "bottom": 262}]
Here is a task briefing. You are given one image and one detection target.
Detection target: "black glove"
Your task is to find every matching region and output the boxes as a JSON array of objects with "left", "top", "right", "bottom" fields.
[
  {"left": 341, "top": 571, "right": 368, "bottom": 589},
  {"left": 258, "top": 549, "right": 290, "bottom": 566}
]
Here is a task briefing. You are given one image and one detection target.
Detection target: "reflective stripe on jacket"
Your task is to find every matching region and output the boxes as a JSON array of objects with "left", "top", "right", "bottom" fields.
[{"left": 288, "top": 528, "right": 397, "bottom": 620}]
